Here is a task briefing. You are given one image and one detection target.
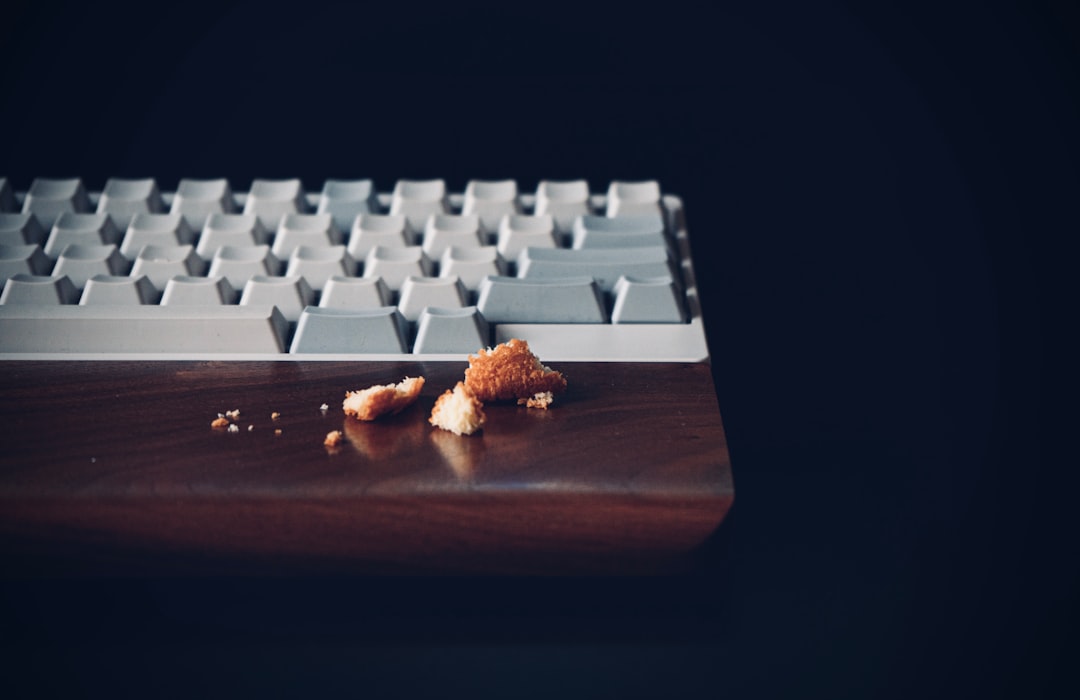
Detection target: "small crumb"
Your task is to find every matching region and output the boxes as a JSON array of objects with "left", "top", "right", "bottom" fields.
[
  {"left": 271, "top": 412, "right": 281, "bottom": 421},
  {"left": 274, "top": 428, "right": 283, "bottom": 436},
  {"left": 320, "top": 403, "right": 329, "bottom": 412},
  {"left": 211, "top": 417, "right": 230, "bottom": 429},
  {"left": 227, "top": 423, "right": 239, "bottom": 433},
  {"left": 517, "top": 391, "right": 555, "bottom": 409},
  {"left": 217, "top": 412, "right": 225, "bottom": 419},
  {"left": 225, "top": 409, "right": 240, "bottom": 420},
  {"left": 247, "top": 424, "right": 254, "bottom": 432},
  {"left": 324, "top": 430, "right": 343, "bottom": 447}
]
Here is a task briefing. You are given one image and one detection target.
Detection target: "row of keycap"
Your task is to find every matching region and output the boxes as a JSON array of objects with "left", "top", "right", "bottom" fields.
[{"left": 0, "top": 178, "right": 666, "bottom": 234}]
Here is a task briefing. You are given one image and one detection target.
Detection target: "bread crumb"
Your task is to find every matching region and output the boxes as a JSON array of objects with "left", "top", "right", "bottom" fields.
[
  {"left": 464, "top": 339, "right": 566, "bottom": 407},
  {"left": 518, "top": 391, "right": 554, "bottom": 409},
  {"left": 211, "top": 417, "right": 230, "bottom": 429},
  {"left": 429, "top": 382, "right": 486, "bottom": 436},
  {"left": 271, "top": 412, "right": 281, "bottom": 420},
  {"left": 227, "top": 424, "right": 239, "bottom": 433},
  {"left": 225, "top": 409, "right": 240, "bottom": 420},
  {"left": 274, "top": 428, "right": 283, "bottom": 436},
  {"left": 343, "top": 376, "right": 425, "bottom": 421},
  {"left": 320, "top": 403, "right": 329, "bottom": 412},
  {"left": 247, "top": 424, "right": 254, "bottom": 432},
  {"left": 324, "top": 430, "right": 343, "bottom": 446}
]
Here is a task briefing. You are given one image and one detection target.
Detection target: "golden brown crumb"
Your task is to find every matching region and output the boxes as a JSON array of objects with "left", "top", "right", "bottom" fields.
[
  {"left": 274, "top": 428, "right": 283, "bottom": 436},
  {"left": 271, "top": 412, "right": 281, "bottom": 421},
  {"left": 324, "top": 430, "right": 343, "bottom": 447},
  {"left": 517, "top": 391, "right": 555, "bottom": 409},
  {"left": 343, "top": 376, "right": 425, "bottom": 421},
  {"left": 429, "top": 382, "right": 486, "bottom": 435},
  {"left": 464, "top": 339, "right": 566, "bottom": 406},
  {"left": 211, "top": 417, "right": 230, "bottom": 429}
]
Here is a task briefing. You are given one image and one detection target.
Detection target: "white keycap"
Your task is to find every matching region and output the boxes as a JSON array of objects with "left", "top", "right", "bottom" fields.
[
  {"left": 390, "top": 179, "right": 448, "bottom": 232},
  {"left": 363, "top": 245, "right": 433, "bottom": 291},
  {"left": 571, "top": 214, "right": 667, "bottom": 249},
  {"left": 161, "top": 275, "right": 236, "bottom": 305},
  {"left": 462, "top": 180, "right": 520, "bottom": 233},
  {"left": 397, "top": 275, "right": 467, "bottom": 321},
  {"left": 0, "top": 244, "right": 51, "bottom": 279},
  {"left": 606, "top": 180, "right": 663, "bottom": 218},
  {"left": 239, "top": 275, "right": 315, "bottom": 323},
  {"left": 439, "top": 246, "right": 506, "bottom": 290},
  {"left": 130, "top": 245, "right": 206, "bottom": 289},
  {"left": 319, "top": 276, "right": 392, "bottom": 309},
  {"left": 244, "top": 178, "right": 308, "bottom": 230},
  {"left": 477, "top": 276, "right": 607, "bottom": 323},
  {"left": 420, "top": 214, "right": 483, "bottom": 260},
  {"left": 270, "top": 213, "right": 342, "bottom": 260},
  {"left": 23, "top": 178, "right": 91, "bottom": 230},
  {"left": 79, "top": 274, "right": 159, "bottom": 305},
  {"left": 0, "top": 213, "right": 47, "bottom": 246},
  {"left": 347, "top": 214, "right": 412, "bottom": 260},
  {"left": 97, "top": 178, "right": 165, "bottom": 231},
  {"left": 44, "top": 213, "right": 122, "bottom": 259},
  {"left": 289, "top": 306, "right": 409, "bottom": 354},
  {"left": 0, "top": 274, "right": 80, "bottom": 305},
  {"left": 207, "top": 245, "right": 280, "bottom": 290},
  {"left": 413, "top": 306, "right": 489, "bottom": 354},
  {"left": 317, "top": 179, "right": 380, "bottom": 232},
  {"left": 170, "top": 178, "right": 237, "bottom": 231},
  {"left": 52, "top": 244, "right": 128, "bottom": 288},
  {"left": 0, "top": 305, "right": 288, "bottom": 353},
  {"left": 611, "top": 275, "right": 685, "bottom": 323},
  {"left": 534, "top": 180, "right": 591, "bottom": 233},
  {"left": 517, "top": 245, "right": 672, "bottom": 292},
  {"left": 495, "top": 214, "right": 556, "bottom": 262},
  {"left": 119, "top": 213, "right": 196, "bottom": 258},
  {"left": 195, "top": 213, "right": 269, "bottom": 259},
  {"left": 284, "top": 245, "right": 356, "bottom": 291}
]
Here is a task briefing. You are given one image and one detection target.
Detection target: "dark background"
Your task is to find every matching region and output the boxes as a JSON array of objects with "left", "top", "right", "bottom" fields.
[{"left": 1, "top": 0, "right": 1072, "bottom": 697}]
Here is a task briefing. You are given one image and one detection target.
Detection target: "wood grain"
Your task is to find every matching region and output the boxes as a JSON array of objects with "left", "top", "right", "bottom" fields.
[{"left": 0, "top": 360, "right": 732, "bottom": 575}]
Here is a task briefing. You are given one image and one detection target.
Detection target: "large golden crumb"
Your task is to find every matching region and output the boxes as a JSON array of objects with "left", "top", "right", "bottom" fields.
[
  {"left": 324, "top": 430, "right": 343, "bottom": 447},
  {"left": 429, "top": 382, "right": 486, "bottom": 435},
  {"left": 211, "top": 416, "right": 230, "bottom": 429},
  {"left": 343, "top": 376, "right": 425, "bottom": 420},
  {"left": 464, "top": 339, "right": 566, "bottom": 408}
]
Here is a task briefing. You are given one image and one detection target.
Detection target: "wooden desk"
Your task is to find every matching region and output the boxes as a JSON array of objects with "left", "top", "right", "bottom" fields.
[{"left": 0, "top": 360, "right": 732, "bottom": 575}]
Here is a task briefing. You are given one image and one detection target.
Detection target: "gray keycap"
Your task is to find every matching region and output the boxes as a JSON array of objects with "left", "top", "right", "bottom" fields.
[
  {"left": 130, "top": 244, "right": 206, "bottom": 289},
  {"left": 463, "top": 180, "right": 520, "bottom": 233},
  {"left": 0, "top": 274, "right": 80, "bottom": 305},
  {"left": 439, "top": 246, "right": 506, "bottom": 290},
  {"left": 244, "top": 178, "right": 308, "bottom": 230},
  {"left": 496, "top": 214, "right": 556, "bottom": 262},
  {"left": 317, "top": 179, "right": 380, "bottom": 232},
  {"left": 97, "top": 178, "right": 165, "bottom": 231},
  {"left": 0, "top": 244, "right": 51, "bottom": 278},
  {"left": 52, "top": 244, "right": 128, "bottom": 288},
  {"left": 0, "top": 178, "right": 15, "bottom": 212},
  {"left": 534, "top": 180, "right": 591, "bottom": 233},
  {"left": 79, "top": 274, "right": 159, "bottom": 305},
  {"left": 413, "top": 306, "right": 489, "bottom": 354},
  {"left": 239, "top": 275, "right": 315, "bottom": 323},
  {"left": 170, "top": 178, "right": 237, "bottom": 231},
  {"left": 284, "top": 245, "right": 356, "bottom": 291},
  {"left": 570, "top": 214, "right": 667, "bottom": 249},
  {"left": 270, "top": 213, "right": 342, "bottom": 260},
  {"left": 22, "top": 178, "right": 91, "bottom": 230},
  {"left": 195, "top": 213, "right": 269, "bottom": 258},
  {"left": 606, "top": 180, "right": 663, "bottom": 219},
  {"left": 319, "top": 276, "right": 392, "bottom": 309},
  {"left": 390, "top": 179, "right": 448, "bottom": 232},
  {"left": 421, "top": 214, "right": 483, "bottom": 259},
  {"left": 161, "top": 275, "right": 236, "bottom": 305},
  {"left": 347, "top": 214, "right": 412, "bottom": 259},
  {"left": 0, "top": 213, "right": 47, "bottom": 246},
  {"left": 44, "top": 213, "right": 122, "bottom": 259},
  {"left": 119, "top": 213, "right": 196, "bottom": 258},
  {"left": 397, "top": 275, "right": 467, "bottom": 321},
  {"left": 289, "top": 306, "right": 408, "bottom": 354},
  {"left": 0, "top": 305, "right": 288, "bottom": 353},
  {"left": 207, "top": 245, "right": 279, "bottom": 290},
  {"left": 363, "top": 245, "right": 433, "bottom": 290},
  {"left": 477, "top": 275, "right": 607, "bottom": 323},
  {"left": 611, "top": 275, "right": 685, "bottom": 323},
  {"left": 517, "top": 245, "right": 672, "bottom": 292}
]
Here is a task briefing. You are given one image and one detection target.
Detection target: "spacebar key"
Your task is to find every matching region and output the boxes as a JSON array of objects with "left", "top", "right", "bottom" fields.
[{"left": 0, "top": 305, "right": 288, "bottom": 354}]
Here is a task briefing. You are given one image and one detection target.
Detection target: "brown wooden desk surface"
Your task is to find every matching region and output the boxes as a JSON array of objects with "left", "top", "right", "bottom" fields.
[{"left": 0, "top": 360, "right": 732, "bottom": 575}]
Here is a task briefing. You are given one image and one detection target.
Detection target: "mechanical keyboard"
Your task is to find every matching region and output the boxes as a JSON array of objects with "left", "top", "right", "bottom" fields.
[{"left": 0, "top": 177, "right": 732, "bottom": 575}]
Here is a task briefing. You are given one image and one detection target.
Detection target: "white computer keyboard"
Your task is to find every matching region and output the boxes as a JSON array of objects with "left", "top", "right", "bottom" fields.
[{"left": 0, "top": 177, "right": 709, "bottom": 361}]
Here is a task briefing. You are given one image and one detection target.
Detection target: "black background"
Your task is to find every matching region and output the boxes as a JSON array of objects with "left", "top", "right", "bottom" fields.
[{"left": 1, "top": 0, "right": 1073, "bottom": 697}]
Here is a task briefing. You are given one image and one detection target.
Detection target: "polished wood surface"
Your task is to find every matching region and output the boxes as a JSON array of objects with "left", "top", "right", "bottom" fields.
[{"left": 0, "top": 360, "right": 732, "bottom": 575}]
